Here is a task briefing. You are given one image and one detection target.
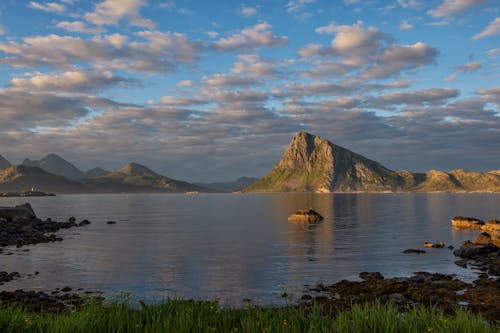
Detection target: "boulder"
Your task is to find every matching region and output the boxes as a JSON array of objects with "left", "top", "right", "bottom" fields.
[
  {"left": 474, "top": 232, "right": 492, "bottom": 246},
  {"left": 288, "top": 208, "right": 324, "bottom": 222},
  {"left": 482, "top": 219, "right": 500, "bottom": 232},
  {"left": 424, "top": 242, "right": 445, "bottom": 248},
  {"left": 450, "top": 216, "right": 485, "bottom": 229},
  {"left": 0, "top": 203, "right": 36, "bottom": 221}
]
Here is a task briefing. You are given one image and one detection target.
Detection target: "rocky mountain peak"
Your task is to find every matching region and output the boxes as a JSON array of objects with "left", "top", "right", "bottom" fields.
[{"left": 21, "top": 154, "right": 84, "bottom": 180}]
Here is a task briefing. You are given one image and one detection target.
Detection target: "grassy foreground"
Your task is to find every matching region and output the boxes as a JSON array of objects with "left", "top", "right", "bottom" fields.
[{"left": 0, "top": 300, "right": 498, "bottom": 333}]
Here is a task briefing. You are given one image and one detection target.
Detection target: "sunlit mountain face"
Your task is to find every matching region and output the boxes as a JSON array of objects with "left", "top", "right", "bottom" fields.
[{"left": 0, "top": 0, "right": 498, "bottom": 182}]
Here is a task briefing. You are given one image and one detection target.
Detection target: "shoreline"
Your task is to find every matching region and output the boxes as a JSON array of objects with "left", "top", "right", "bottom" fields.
[{"left": 0, "top": 204, "right": 499, "bottom": 326}]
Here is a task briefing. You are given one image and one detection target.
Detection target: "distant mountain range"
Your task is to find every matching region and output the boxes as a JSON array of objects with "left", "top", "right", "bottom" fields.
[
  {"left": 1, "top": 133, "right": 499, "bottom": 194},
  {"left": 243, "top": 131, "right": 500, "bottom": 193}
]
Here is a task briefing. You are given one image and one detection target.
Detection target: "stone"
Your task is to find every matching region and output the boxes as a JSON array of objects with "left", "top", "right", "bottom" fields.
[
  {"left": 403, "top": 249, "right": 426, "bottom": 254},
  {"left": 0, "top": 203, "right": 36, "bottom": 221},
  {"left": 106, "top": 220, "right": 117, "bottom": 224},
  {"left": 424, "top": 242, "right": 445, "bottom": 248},
  {"left": 78, "top": 219, "right": 91, "bottom": 226},
  {"left": 288, "top": 209, "right": 324, "bottom": 222},
  {"left": 450, "top": 216, "right": 485, "bottom": 229},
  {"left": 482, "top": 219, "right": 500, "bottom": 232},
  {"left": 454, "top": 260, "right": 467, "bottom": 268},
  {"left": 474, "top": 232, "right": 492, "bottom": 246}
]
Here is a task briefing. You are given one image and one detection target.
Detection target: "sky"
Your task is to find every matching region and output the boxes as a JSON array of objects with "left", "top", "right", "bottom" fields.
[{"left": 0, "top": 0, "right": 498, "bottom": 182}]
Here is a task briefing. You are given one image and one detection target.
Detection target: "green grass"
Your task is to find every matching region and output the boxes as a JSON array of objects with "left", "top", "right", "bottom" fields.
[{"left": 0, "top": 300, "right": 498, "bottom": 333}]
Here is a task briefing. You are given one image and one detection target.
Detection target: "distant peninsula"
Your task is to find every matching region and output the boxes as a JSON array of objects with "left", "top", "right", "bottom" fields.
[{"left": 243, "top": 131, "right": 500, "bottom": 193}]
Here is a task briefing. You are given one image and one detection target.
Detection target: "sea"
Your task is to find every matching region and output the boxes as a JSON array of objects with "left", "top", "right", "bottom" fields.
[{"left": 1, "top": 193, "right": 498, "bottom": 306}]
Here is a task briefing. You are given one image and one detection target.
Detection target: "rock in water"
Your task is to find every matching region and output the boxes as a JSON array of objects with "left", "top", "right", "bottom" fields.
[
  {"left": 0, "top": 203, "right": 36, "bottom": 221},
  {"left": 288, "top": 209, "right": 324, "bottom": 222},
  {"left": 474, "top": 232, "right": 492, "bottom": 246},
  {"left": 450, "top": 216, "right": 485, "bottom": 229}
]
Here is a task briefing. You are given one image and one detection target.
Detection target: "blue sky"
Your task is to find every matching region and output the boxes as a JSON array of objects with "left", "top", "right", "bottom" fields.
[{"left": 0, "top": 0, "right": 498, "bottom": 181}]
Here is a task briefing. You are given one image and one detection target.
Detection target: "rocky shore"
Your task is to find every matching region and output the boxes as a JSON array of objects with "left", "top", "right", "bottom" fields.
[
  {"left": 0, "top": 206, "right": 499, "bottom": 325},
  {"left": 0, "top": 203, "right": 90, "bottom": 248},
  {"left": 299, "top": 216, "right": 500, "bottom": 323}
]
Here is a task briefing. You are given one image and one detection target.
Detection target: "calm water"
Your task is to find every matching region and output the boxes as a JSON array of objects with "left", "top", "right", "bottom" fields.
[{"left": 1, "top": 193, "right": 499, "bottom": 305}]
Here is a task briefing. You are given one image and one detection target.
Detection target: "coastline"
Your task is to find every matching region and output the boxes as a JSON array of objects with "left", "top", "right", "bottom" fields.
[{"left": 0, "top": 201, "right": 499, "bottom": 328}]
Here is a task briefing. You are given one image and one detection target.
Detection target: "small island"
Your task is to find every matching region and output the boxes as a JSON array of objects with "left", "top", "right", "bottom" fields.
[
  {"left": 0, "top": 188, "right": 55, "bottom": 197},
  {"left": 288, "top": 208, "right": 324, "bottom": 222}
]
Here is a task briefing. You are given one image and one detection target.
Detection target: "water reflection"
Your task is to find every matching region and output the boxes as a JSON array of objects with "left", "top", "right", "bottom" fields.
[{"left": 0, "top": 193, "right": 499, "bottom": 305}]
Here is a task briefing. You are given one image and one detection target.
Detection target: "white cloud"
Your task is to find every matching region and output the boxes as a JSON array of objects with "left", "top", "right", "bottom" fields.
[
  {"left": 486, "top": 48, "right": 500, "bottom": 58},
  {"left": 213, "top": 23, "right": 288, "bottom": 51},
  {"left": 315, "top": 22, "right": 337, "bottom": 34},
  {"left": 56, "top": 21, "right": 105, "bottom": 34},
  {"left": 428, "top": 0, "right": 486, "bottom": 18},
  {"left": 28, "top": 1, "right": 66, "bottom": 13},
  {"left": 7, "top": 70, "right": 129, "bottom": 93},
  {"left": 473, "top": 17, "right": 500, "bottom": 39},
  {"left": 396, "top": 0, "right": 421, "bottom": 9},
  {"left": 84, "top": 0, "right": 155, "bottom": 28},
  {"left": 444, "top": 73, "right": 458, "bottom": 82},
  {"left": 241, "top": 5, "right": 257, "bottom": 17},
  {"left": 0, "top": 32, "right": 200, "bottom": 73},
  {"left": 362, "top": 42, "right": 437, "bottom": 79},
  {"left": 457, "top": 61, "right": 482, "bottom": 72},
  {"left": 0, "top": 25, "right": 5, "bottom": 35},
  {"left": 205, "top": 31, "right": 219, "bottom": 38},
  {"left": 231, "top": 54, "right": 282, "bottom": 79},
  {"left": 176, "top": 80, "right": 193, "bottom": 87},
  {"left": 286, "top": 0, "right": 316, "bottom": 13},
  {"left": 400, "top": 22, "right": 413, "bottom": 30},
  {"left": 204, "top": 74, "right": 260, "bottom": 88}
]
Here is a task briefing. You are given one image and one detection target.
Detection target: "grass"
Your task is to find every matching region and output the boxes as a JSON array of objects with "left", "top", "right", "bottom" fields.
[{"left": 0, "top": 300, "right": 498, "bottom": 333}]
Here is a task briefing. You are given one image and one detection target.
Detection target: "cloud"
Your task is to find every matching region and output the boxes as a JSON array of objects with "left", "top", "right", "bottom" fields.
[
  {"left": 28, "top": 1, "right": 66, "bottom": 13},
  {"left": 362, "top": 42, "right": 438, "bottom": 79},
  {"left": 213, "top": 23, "right": 288, "bottom": 51},
  {"left": 241, "top": 5, "right": 257, "bottom": 17},
  {"left": 7, "top": 70, "right": 131, "bottom": 93},
  {"left": 205, "top": 31, "right": 219, "bottom": 38},
  {"left": 176, "top": 80, "right": 193, "bottom": 87},
  {"left": 0, "top": 25, "right": 5, "bottom": 35},
  {"left": 457, "top": 61, "right": 482, "bottom": 72},
  {"left": 56, "top": 21, "right": 105, "bottom": 34},
  {"left": 231, "top": 54, "right": 282, "bottom": 79},
  {"left": 84, "top": 0, "right": 155, "bottom": 28},
  {"left": 304, "top": 22, "right": 392, "bottom": 67},
  {"left": 428, "top": 0, "right": 486, "bottom": 18},
  {"left": 0, "top": 32, "right": 201, "bottom": 73},
  {"left": 473, "top": 17, "right": 500, "bottom": 39},
  {"left": 396, "top": 0, "right": 421, "bottom": 9},
  {"left": 444, "top": 73, "right": 457, "bottom": 82},
  {"left": 285, "top": 0, "right": 316, "bottom": 13},
  {"left": 203, "top": 74, "right": 261, "bottom": 89},
  {"left": 373, "top": 88, "right": 459, "bottom": 105},
  {"left": 400, "top": 22, "right": 413, "bottom": 30}
]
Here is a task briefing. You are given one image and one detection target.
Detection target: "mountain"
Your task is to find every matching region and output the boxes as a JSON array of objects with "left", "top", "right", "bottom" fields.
[
  {"left": 0, "top": 165, "right": 84, "bottom": 193},
  {"left": 198, "top": 177, "right": 259, "bottom": 192},
  {"left": 0, "top": 155, "right": 11, "bottom": 170},
  {"left": 88, "top": 162, "right": 207, "bottom": 193},
  {"left": 22, "top": 154, "right": 85, "bottom": 180},
  {"left": 84, "top": 167, "right": 110, "bottom": 178},
  {"left": 243, "top": 131, "right": 500, "bottom": 193},
  {"left": 244, "top": 131, "right": 401, "bottom": 192}
]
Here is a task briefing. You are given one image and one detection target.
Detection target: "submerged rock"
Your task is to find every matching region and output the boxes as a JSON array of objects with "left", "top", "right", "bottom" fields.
[{"left": 288, "top": 208, "right": 324, "bottom": 222}]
